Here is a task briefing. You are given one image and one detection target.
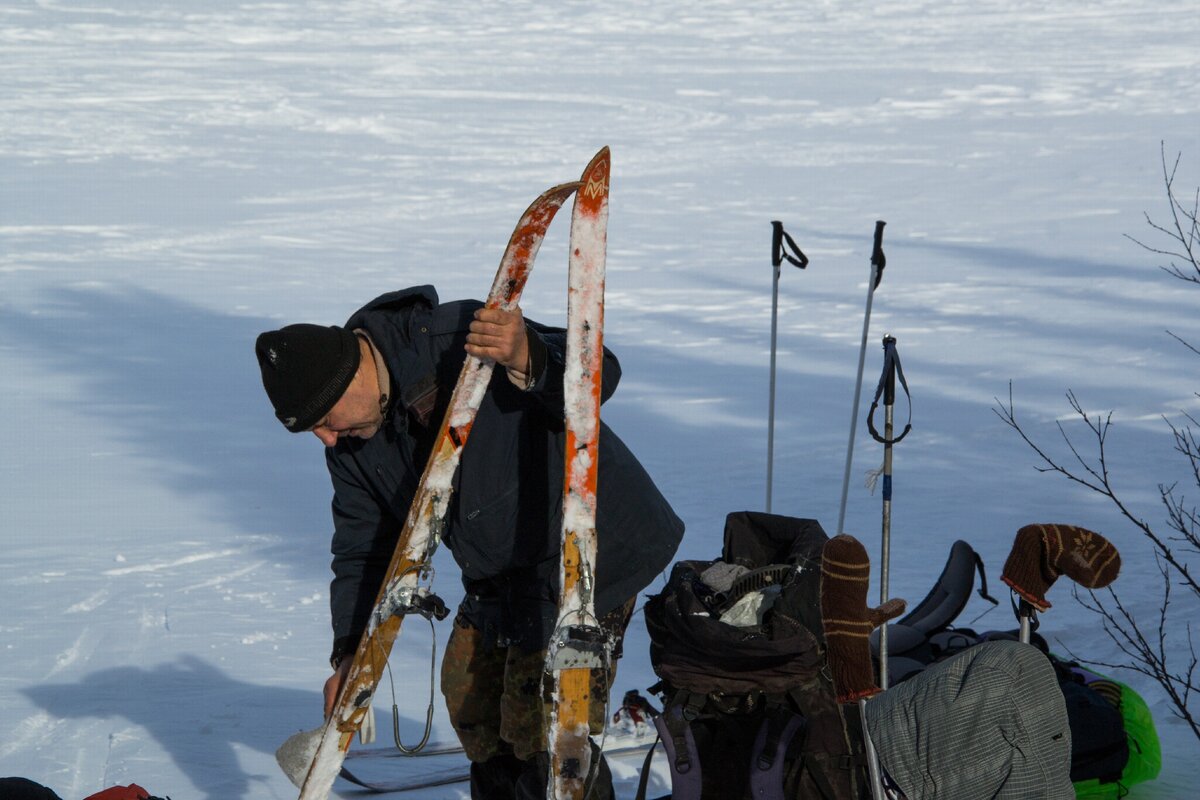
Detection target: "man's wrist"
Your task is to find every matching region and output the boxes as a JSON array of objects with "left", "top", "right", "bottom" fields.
[
  {"left": 505, "top": 327, "right": 543, "bottom": 391},
  {"left": 330, "top": 635, "right": 356, "bottom": 670}
]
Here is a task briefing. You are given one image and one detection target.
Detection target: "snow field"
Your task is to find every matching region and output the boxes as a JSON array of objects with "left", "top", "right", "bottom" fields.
[{"left": 2, "top": 1, "right": 1198, "bottom": 796}]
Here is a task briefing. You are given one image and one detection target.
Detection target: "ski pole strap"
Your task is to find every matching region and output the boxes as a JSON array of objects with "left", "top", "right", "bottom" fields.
[
  {"left": 771, "top": 221, "right": 809, "bottom": 271},
  {"left": 867, "top": 336, "right": 912, "bottom": 445},
  {"left": 1012, "top": 594, "right": 1040, "bottom": 632}
]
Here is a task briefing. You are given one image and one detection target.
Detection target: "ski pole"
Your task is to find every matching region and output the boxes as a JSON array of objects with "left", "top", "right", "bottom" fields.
[
  {"left": 999, "top": 524, "right": 1121, "bottom": 645},
  {"left": 836, "top": 221, "right": 886, "bottom": 535},
  {"left": 766, "top": 221, "right": 808, "bottom": 513},
  {"left": 859, "top": 698, "right": 888, "bottom": 800},
  {"left": 866, "top": 335, "right": 911, "bottom": 690},
  {"left": 1018, "top": 599, "right": 1036, "bottom": 645},
  {"left": 856, "top": 336, "right": 911, "bottom": 800}
]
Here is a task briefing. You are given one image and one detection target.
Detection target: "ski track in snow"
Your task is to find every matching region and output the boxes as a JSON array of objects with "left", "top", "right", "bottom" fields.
[
  {"left": 0, "top": 712, "right": 62, "bottom": 760},
  {"left": 46, "top": 631, "right": 95, "bottom": 680},
  {"left": 65, "top": 589, "right": 111, "bottom": 615},
  {"left": 101, "top": 549, "right": 243, "bottom": 577},
  {"left": 1, "top": 0, "right": 1199, "bottom": 797}
]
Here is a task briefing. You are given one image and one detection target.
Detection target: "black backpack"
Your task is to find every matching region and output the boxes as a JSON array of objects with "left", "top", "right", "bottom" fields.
[
  {"left": 866, "top": 541, "right": 1135, "bottom": 792},
  {"left": 640, "top": 511, "right": 869, "bottom": 800},
  {"left": 1055, "top": 664, "right": 1130, "bottom": 783}
]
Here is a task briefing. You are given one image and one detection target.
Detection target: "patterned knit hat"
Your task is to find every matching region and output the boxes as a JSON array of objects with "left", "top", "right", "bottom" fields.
[
  {"left": 255, "top": 324, "right": 361, "bottom": 432},
  {"left": 820, "top": 534, "right": 906, "bottom": 703},
  {"left": 1001, "top": 523, "right": 1121, "bottom": 612}
]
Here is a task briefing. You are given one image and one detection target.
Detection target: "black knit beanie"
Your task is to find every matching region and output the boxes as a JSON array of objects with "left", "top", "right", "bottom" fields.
[
  {"left": 255, "top": 324, "right": 361, "bottom": 432},
  {"left": 0, "top": 777, "right": 64, "bottom": 800}
]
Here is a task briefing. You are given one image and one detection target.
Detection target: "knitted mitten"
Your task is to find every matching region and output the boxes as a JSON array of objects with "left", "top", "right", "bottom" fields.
[
  {"left": 1001, "top": 523, "right": 1121, "bottom": 612},
  {"left": 820, "top": 534, "right": 907, "bottom": 703}
]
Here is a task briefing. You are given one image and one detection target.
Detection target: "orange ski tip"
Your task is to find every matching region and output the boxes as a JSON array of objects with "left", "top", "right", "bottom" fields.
[{"left": 579, "top": 147, "right": 611, "bottom": 192}]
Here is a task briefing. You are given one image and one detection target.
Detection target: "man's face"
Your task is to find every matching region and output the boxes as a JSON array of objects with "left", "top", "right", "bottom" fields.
[{"left": 309, "top": 365, "right": 382, "bottom": 446}]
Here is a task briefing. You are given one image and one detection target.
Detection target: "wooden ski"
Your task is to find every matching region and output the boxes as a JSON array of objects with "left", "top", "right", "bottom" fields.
[
  {"left": 296, "top": 178, "right": 580, "bottom": 800},
  {"left": 548, "top": 146, "right": 610, "bottom": 800}
]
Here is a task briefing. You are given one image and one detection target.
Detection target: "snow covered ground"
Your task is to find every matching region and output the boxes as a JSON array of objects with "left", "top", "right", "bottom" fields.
[{"left": 2, "top": 1, "right": 1198, "bottom": 797}]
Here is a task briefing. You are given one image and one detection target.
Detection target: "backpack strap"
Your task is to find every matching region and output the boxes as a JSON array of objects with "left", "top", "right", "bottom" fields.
[
  {"left": 633, "top": 735, "right": 661, "bottom": 800},
  {"left": 653, "top": 698, "right": 704, "bottom": 800},
  {"left": 749, "top": 708, "right": 806, "bottom": 800},
  {"left": 792, "top": 752, "right": 847, "bottom": 800},
  {"left": 783, "top": 747, "right": 867, "bottom": 800},
  {"left": 787, "top": 687, "right": 872, "bottom": 800}
]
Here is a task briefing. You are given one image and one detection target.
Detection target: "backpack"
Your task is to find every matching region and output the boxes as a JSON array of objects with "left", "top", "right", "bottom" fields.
[
  {"left": 884, "top": 630, "right": 1142, "bottom": 796},
  {"left": 865, "top": 540, "right": 1159, "bottom": 798},
  {"left": 1056, "top": 666, "right": 1129, "bottom": 783},
  {"left": 865, "top": 538, "right": 997, "bottom": 685},
  {"left": 641, "top": 511, "right": 869, "bottom": 800},
  {"left": 863, "top": 638, "right": 1077, "bottom": 800}
]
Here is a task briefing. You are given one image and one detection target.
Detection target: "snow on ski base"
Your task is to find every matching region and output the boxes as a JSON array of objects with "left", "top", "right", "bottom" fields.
[{"left": 1, "top": 1, "right": 1197, "bottom": 797}]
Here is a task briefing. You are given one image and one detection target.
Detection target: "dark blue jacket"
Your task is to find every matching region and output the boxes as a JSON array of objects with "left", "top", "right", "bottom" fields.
[{"left": 325, "top": 286, "right": 684, "bottom": 657}]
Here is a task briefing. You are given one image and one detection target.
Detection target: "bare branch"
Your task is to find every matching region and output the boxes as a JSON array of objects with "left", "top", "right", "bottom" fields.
[
  {"left": 1065, "top": 577, "right": 1200, "bottom": 740},
  {"left": 994, "top": 387, "right": 1200, "bottom": 597},
  {"left": 1126, "top": 144, "right": 1200, "bottom": 283},
  {"left": 1166, "top": 329, "right": 1200, "bottom": 358},
  {"left": 1003, "top": 146, "right": 1200, "bottom": 745}
]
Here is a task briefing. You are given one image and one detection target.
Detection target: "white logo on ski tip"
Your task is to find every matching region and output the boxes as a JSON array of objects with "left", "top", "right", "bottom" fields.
[{"left": 584, "top": 174, "right": 608, "bottom": 200}]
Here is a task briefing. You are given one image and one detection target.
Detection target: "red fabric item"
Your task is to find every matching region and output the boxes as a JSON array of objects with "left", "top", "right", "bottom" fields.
[{"left": 81, "top": 785, "right": 149, "bottom": 800}]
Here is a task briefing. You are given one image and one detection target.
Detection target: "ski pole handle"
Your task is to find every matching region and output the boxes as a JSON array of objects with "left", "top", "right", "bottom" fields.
[
  {"left": 882, "top": 335, "right": 897, "bottom": 407},
  {"left": 770, "top": 220, "right": 809, "bottom": 271},
  {"left": 867, "top": 336, "right": 912, "bottom": 445},
  {"left": 870, "top": 220, "right": 886, "bottom": 289}
]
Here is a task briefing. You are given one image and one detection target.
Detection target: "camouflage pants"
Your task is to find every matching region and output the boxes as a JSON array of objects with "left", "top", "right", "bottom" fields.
[{"left": 441, "top": 600, "right": 634, "bottom": 762}]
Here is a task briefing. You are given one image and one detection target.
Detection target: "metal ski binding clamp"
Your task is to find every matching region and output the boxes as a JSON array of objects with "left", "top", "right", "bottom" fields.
[
  {"left": 547, "top": 624, "right": 608, "bottom": 670},
  {"left": 404, "top": 588, "right": 449, "bottom": 622}
]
